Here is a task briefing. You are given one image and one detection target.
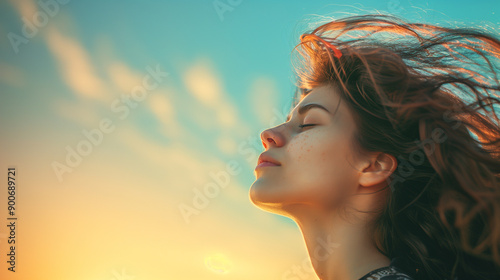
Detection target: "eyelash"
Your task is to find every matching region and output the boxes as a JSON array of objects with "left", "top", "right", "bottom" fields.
[{"left": 298, "top": 124, "right": 316, "bottom": 129}]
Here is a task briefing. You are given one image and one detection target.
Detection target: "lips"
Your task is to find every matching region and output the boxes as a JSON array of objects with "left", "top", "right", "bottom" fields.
[{"left": 256, "top": 153, "right": 281, "bottom": 169}]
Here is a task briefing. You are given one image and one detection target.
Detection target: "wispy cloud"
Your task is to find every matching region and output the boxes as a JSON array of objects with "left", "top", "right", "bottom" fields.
[
  {"left": 183, "top": 58, "right": 240, "bottom": 129},
  {"left": 115, "top": 124, "right": 214, "bottom": 187},
  {"left": 52, "top": 99, "right": 102, "bottom": 127},
  {"left": 107, "top": 61, "right": 144, "bottom": 93},
  {"left": 182, "top": 57, "right": 251, "bottom": 156},
  {"left": 183, "top": 58, "right": 223, "bottom": 106},
  {"left": 8, "top": 0, "right": 107, "bottom": 100},
  {"left": 249, "top": 77, "right": 280, "bottom": 126},
  {"left": 216, "top": 132, "right": 239, "bottom": 155},
  {"left": 8, "top": 0, "right": 37, "bottom": 21},
  {"left": 45, "top": 25, "right": 107, "bottom": 100},
  {"left": 148, "top": 89, "right": 185, "bottom": 139}
]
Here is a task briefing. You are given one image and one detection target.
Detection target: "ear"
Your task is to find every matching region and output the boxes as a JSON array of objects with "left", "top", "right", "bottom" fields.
[{"left": 358, "top": 152, "right": 397, "bottom": 188}]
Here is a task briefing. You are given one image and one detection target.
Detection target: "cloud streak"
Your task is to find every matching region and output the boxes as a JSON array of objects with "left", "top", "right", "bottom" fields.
[
  {"left": 8, "top": 0, "right": 37, "bottom": 21},
  {"left": 45, "top": 26, "right": 107, "bottom": 100}
]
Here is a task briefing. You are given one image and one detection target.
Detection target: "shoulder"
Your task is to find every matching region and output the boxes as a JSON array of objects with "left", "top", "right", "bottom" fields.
[
  {"left": 377, "top": 276, "right": 413, "bottom": 280},
  {"left": 360, "top": 266, "right": 414, "bottom": 280}
]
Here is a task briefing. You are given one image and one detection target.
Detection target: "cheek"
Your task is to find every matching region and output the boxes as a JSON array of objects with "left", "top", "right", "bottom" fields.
[
  {"left": 285, "top": 130, "right": 358, "bottom": 199},
  {"left": 286, "top": 132, "right": 311, "bottom": 162},
  {"left": 286, "top": 130, "right": 346, "bottom": 170}
]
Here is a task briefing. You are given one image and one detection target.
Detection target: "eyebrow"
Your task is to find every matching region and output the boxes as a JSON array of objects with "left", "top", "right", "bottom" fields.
[{"left": 286, "top": 103, "right": 331, "bottom": 122}]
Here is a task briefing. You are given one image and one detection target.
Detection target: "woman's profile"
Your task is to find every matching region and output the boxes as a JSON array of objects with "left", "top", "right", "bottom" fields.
[{"left": 249, "top": 14, "right": 500, "bottom": 280}]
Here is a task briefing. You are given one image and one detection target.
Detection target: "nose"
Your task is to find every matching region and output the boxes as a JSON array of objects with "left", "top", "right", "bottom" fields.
[{"left": 260, "top": 126, "right": 284, "bottom": 149}]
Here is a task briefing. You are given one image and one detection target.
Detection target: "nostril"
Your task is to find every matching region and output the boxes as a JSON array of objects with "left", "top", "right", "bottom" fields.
[{"left": 267, "top": 138, "right": 275, "bottom": 144}]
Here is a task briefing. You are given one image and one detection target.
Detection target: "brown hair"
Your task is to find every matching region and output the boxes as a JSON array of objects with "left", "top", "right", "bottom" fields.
[{"left": 291, "top": 14, "right": 500, "bottom": 280}]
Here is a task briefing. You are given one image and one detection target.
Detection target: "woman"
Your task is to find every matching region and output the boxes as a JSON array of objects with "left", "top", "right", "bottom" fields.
[{"left": 249, "top": 14, "right": 500, "bottom": 280}]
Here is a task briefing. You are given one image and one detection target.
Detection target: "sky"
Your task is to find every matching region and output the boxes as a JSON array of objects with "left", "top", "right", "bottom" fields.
[{"left": 0, "top": 0, "right": 499, "bottom": 279}]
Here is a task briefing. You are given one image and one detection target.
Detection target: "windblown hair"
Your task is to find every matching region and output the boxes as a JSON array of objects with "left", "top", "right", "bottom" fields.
[{"left": 291, "top": 14, "right": 500, "bottom": 280}]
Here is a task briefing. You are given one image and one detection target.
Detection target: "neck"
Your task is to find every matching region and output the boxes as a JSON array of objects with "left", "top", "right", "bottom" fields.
[{"left": 290, "top": 207, "right": 390, "bottom": 280}]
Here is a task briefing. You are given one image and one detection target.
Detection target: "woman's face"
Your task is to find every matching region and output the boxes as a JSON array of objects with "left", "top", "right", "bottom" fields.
[{"left": 249, "top": 84, "right": 364, "bottom": 215}]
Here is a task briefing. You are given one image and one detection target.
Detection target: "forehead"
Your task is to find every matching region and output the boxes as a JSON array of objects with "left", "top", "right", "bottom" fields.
[
  {"left": 301, "top": 85, "right": 337, "bottom": 104},
  {"left": 288, "top": 85, "right": 340, "bottom": 116}
]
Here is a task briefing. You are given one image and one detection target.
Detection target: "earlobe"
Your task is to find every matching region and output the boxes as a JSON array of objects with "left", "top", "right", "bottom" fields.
[{"left": 358, "top": 153, "right": 398, "bottom": 187}]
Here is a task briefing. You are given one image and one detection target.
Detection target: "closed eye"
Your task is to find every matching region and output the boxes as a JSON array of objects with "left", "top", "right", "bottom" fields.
[{"left": 298, "top": 124, "right": 316, "bottom": 129}]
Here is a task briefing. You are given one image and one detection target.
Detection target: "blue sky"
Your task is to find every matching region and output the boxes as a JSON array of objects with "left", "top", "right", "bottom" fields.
[{"left": 0, "top": 0, "right": 498, "bottom": 279}]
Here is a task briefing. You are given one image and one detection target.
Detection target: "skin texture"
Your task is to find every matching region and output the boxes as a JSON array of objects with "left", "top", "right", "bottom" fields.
[{"left": 249, "top": 84, "right": 399, "bottom": 280}]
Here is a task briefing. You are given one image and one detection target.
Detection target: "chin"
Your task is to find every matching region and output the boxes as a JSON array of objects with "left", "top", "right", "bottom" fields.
[
  {"left": 248, "top": 180, "right": 296, "bottom": 218},
  {"left": 250, "top": 177, "right": 281, "bottom": 201},
  {"left": 249, "top": 179, "right": 270, "bottom": 204}
]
